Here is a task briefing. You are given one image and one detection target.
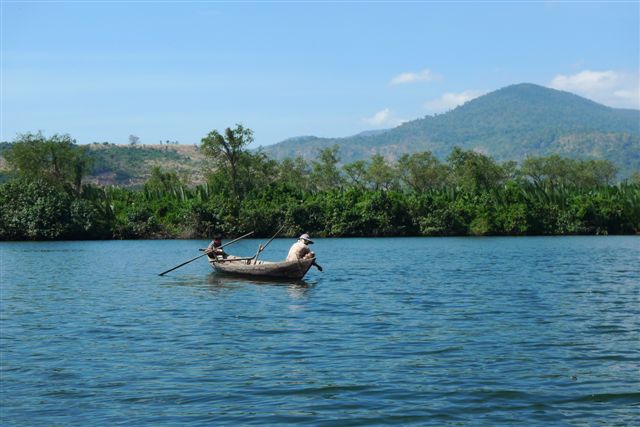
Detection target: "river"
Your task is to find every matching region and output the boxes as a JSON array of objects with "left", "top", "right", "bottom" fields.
[{"left": 1, "top": 236, "right": 639, "bottom": 425}]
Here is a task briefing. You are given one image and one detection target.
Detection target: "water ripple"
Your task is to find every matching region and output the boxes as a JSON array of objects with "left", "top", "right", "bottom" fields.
[{"left": 1, "top": 237, "right": 639, "bottom": 426}]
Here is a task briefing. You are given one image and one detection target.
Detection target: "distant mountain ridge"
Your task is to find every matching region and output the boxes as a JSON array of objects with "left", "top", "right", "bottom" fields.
[
  {"left": 262, "top": 83, "right": 640, "bottom": 176},
  {"left": 1, "top": 84, "right": 637, "bottom": 186}
]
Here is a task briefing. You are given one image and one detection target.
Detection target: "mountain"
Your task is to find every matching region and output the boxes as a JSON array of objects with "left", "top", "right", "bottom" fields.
[
  {"left": 262, "top": 83, "right": 640, "bottom": 176},
  {"left": 2, "top": 84, "right": 638, "bottom": 185}
]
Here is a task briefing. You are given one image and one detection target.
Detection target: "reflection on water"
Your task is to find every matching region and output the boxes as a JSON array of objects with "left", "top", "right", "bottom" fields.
[
  {"left": 159, "top": 271, "right": 315, "bottom": 299},
  {"left": 206, "top": 274, "right": 315, "bottom": 299},
  {"left": 206, "top": 272, "right": 309, "bottom": 286}
]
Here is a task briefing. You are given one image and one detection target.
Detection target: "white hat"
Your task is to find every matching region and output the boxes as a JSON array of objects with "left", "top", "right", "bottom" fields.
[{"left": 299, "top": 233, "right": 314, "bottom": 244}]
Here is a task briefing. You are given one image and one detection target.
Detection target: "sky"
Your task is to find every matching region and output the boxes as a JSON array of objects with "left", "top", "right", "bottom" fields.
[{"left": 2, "top": 1, "right": 639, "bottom": 148}]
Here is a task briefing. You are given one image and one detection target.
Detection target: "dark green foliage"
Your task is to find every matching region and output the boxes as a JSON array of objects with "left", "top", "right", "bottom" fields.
[
  {"left": 144, "top": 166, "right": 184, "bottom": 194},
  {"left": 4, "top": 132, "right": 92, "bottom": 195},
  {"left": 364, "top": 155, "right": 398, "bottom": 191},
  {"left": 1, "top": 129, "right": 638, "bottom": 241},
  {"left": 0, "top": 179, "right": 71, "bottom": 240},
  {"left": 448, "top": 147, "right": 510, "bottom": 192},
  {"left": 521, "top": 155, "right": 618, "bottom": 187},
  {"left": 277, "top": 157, "right": 312, "bottom": 193},
  {"left": 310, "top": 146, "right": 345, "bottom": 192},
  {"left": 410, "top": 189, "right": 472, "bottom": 236},
  {"left": 201, "top": 124, "right": 255, "bottom": 200},
  {"left": 488, "top": 183, "right": 530, "bottom": 235},
  {"left": 396, "top": 152, "right": 449, "bottom": 192},
  {"left": 0, "top": 179, "right": 109, "bottom": 240}
]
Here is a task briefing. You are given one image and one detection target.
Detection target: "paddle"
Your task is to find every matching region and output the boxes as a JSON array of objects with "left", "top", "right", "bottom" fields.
[
  {"left": 312, "top": 260, "right": 323, "bottom": 272},
  {"left": 253, "top": 224, "right": 285, "bottom": 264},
  {"left": 158, "top": 231, "right": 254, "bottom": 276}
]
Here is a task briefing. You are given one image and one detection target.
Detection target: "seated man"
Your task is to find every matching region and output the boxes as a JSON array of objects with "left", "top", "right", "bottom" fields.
[
  {"left": 206, "top": 235, "right": 228, "bottom": 259},
  {"left": 286, "top": 233, "right": 315, "bottom": 261}
]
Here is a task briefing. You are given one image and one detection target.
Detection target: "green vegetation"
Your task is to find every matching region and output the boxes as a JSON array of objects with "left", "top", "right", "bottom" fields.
[
  {"left": 1, "top": 140, "right": 205, "bottom": 187},
  {"left": 3, "top": 132, "right": 92, "bottom": 195},
  {"left": 264, "top": 84, "right": 640, "bottom": 178},
  {"left": 86, "top": 143, "right": 205, "bottom": 186},
  {"left": 1, "top": 129, "right": 638, "bottom": 241},
  {"left": 3, "top": 84, "right": 637, "bottom": 187}
]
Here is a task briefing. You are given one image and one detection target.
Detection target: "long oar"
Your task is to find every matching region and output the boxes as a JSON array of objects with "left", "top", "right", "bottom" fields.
[
  {"left": 158, "top": 253, "right": 209, "bottom": 277},
  {"left": 253, "top": 224, "right": 285, "bottom": 264},
  {"left": 159, "top": 231, "right": 254, "bottom": 276}
]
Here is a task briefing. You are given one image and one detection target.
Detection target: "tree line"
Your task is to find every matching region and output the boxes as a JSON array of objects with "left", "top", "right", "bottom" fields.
[{"left": 1, "top": 128, "right": 639, "bottom": 240}]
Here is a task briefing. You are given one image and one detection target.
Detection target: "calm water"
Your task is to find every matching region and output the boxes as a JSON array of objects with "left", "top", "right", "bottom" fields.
[{"left": 1, "top": 237, "right": 639, "bottom": 426}]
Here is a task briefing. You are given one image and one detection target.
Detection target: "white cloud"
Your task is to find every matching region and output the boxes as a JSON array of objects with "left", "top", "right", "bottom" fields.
[
  {"left": 390, "top": 69, "right": 439, "bottom": 85},
  {"left": 550, "top": 70, "right": 617, "bottom": 91},
  {"left": 549, "top": 70, "right": 639, "bottom": 109},
  {"left": 362, "top": 108, "right": 404, "bottom": 127},
  {"left": 424, "top": 90, "right": 485, "bottom": 113}
]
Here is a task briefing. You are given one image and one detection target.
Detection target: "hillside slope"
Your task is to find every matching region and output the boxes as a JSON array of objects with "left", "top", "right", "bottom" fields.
[
  {"left": 1, "top": 84, "right": 637, "bottom": 185},
  {"left": 262, "top": 83, "right": 640, "bottom": 176},
  {"left": 86, "top": 143, "right": 207, "bottom": 186},
  {"left": 0, "top": 142, "right": 207, "bottom": 187}
]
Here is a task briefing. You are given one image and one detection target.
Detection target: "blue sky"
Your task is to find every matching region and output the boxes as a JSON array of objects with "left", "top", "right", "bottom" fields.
[{"left": 2, "top": 1, "right": 639, "bottom": 148}]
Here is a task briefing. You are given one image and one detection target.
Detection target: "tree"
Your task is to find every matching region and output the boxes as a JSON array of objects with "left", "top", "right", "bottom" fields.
[
  {"left": 4, "top": 132, "right": 93, "bottom": 194},
  {"left": 200, "top": 124, "right": 254, "bottom": 199},
  {"left": 241, "top": 151, "right": 279, "bottom": 193},
  {"left": 522, "top": 155, "right": 618, "bottom": 187},
  {"left": 365, "top": 155, "right": 397, "bottom": 191},
  {"left": 396, "top": 151, "right": 449, "bottom": 192},
  {"left": 128, "top": 135, "right": 140, "bottom": 145},
  {"left": 574, "top": 159, "right": 618, "bottom": 187},
  {"left": 343, "top": 160, "right": 368, "bottom": 189},
  {"left": 310, "top": 145, "right": 344, "bottom": 192},
  {"left": 522, "top": 155, "right": 573, "bottom": 186},
  {"left": 448, "top": 147, "right": 507, "bottom": 192},
  {"left": 278, "top": 156, "right": 311, "bottom": 192}
]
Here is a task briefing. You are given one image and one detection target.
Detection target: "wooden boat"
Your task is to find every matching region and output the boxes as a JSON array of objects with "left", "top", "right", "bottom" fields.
[{"left": 208, "top": 255, "right": 316, "bottom": 280}]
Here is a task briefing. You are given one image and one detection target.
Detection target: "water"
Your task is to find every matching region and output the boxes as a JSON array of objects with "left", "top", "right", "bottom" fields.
[{"left": 1, "top": 237, "right": 639, "bottom": 426}]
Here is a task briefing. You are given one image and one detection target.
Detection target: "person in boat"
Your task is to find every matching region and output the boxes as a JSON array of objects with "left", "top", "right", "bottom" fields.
[
  {"left": 286, "top": 233, "right": 315, "bottom": 261},
  {"left": 206, "top": 235, "right": 228, "bottom": 259}
]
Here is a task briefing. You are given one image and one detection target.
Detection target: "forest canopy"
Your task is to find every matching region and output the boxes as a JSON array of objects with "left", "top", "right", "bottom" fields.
[{"left": 1, "top": 128, "right": 638, "bottom": 240}]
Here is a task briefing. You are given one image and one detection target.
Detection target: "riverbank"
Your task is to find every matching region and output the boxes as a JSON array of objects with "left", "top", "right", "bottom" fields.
[
  {"left": 2, "top": 134, "right": 638, "bottom": 241},
  {"left": 2, "top": 180, "right": 638, "bottom": 241}
]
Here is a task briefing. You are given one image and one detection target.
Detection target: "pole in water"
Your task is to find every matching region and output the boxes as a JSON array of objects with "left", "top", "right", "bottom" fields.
[
  {"left": 159, "top": 253, "right": 207, "bottom": 276},
  {"left": 158, "top": 231, "right": 255, "bottom": 276}
]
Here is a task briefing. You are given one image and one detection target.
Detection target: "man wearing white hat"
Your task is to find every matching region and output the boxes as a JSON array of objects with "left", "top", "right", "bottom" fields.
[{"left": 286, "top": 233, "right": 315, "bottom": 262}]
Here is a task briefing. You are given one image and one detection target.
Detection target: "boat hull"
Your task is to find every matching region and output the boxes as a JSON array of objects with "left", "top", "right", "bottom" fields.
[{"left": 209, "top": 256, "right": 315, "bottom": 280}]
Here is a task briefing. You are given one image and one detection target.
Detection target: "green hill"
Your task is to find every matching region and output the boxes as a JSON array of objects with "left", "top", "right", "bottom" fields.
[{"left": 262, "top": 83, "right": 640, "bottom": 177}]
